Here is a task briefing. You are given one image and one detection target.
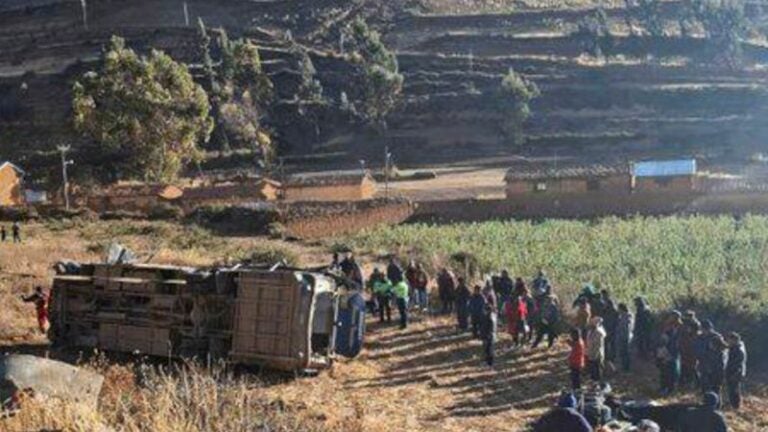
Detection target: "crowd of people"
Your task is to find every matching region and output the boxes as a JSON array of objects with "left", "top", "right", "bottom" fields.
[{"left": 330, "top": 252, "right": 749, "bottom": 431}]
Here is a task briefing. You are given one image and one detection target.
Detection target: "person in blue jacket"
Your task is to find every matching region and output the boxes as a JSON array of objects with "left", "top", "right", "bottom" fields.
[{"left": 469, "top": 285, "right": 486, "bottom": 338}]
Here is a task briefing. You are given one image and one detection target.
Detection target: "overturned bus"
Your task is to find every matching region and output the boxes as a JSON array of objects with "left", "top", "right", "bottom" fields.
[{"left": 48, "top": 262, "right": 366, "bottom": 371}]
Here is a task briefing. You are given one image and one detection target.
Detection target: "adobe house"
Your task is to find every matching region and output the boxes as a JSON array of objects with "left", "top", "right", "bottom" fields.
[
  {"left": 0, "top": 161, "right": 25, "bottom": 207},
  {"left": 87, "top": 183, "right": 183, "bottom": 213},
  {"left": 631, "top": 159, "right": 697, "bottom": 192},
  {"left": 505, "top": 164, "right": 630, "bottom": 197},
  {"left": 283, "top": 171, "right": 376, "bottom": 202},
  {"left": 181, "top": 178, "right": 281, "bottom": 208}
]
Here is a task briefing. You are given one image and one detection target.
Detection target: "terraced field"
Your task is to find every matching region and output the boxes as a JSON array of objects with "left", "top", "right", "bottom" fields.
[{"left": 1, "top": 0, "right": 767, "bottom": 170}]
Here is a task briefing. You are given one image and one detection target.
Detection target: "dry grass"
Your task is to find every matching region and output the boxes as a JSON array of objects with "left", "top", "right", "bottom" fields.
[{"left": 1, "top": 220, "right": 766, "bottom": 431}]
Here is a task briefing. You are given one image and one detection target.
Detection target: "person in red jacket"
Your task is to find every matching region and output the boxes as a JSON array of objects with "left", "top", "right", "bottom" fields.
[
  {"left": 22, "top": 286, "right": 49, "bottom": 334},
  {"left": 568, "top": 328, "right": 586, "bottom": 390},
  {"left": 505, "top": 294, "right": 529, "bottom": 346}
]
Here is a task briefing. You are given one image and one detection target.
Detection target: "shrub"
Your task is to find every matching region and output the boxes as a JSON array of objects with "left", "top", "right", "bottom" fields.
[{"left": 148, "top": 203, "right": 184, "bottom": 220}]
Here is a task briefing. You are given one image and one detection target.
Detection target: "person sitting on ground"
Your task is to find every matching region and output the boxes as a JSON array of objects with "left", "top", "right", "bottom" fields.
[
  {"left": 725, "top": 332, "right": 747, "bottom": 410},
  {"left": 586, "top": 316, "right": 607, "bottom": 384},
  {"left": 568, "top": 328, "right": 586, "bottom": 390},
  {"left": 628, "top": 419, "right": 661, "bottom": 432},
  {"left": 532, "top": 392, "right": 592, "bottom": 432},
  {"left": 469, "top": 285, "right": 486, "bottom": 338},
  {"left": 679, "top": 392, "right": 728, "bottom": 432},
  {"left": 455, "top": 277, "right": 471, "bottom": 332},
  {"left": 437, "top": 268, "right": 457, "bottom": 315},
  {"left": 370, "top": 269, "right": 392, "bottom": 324}
]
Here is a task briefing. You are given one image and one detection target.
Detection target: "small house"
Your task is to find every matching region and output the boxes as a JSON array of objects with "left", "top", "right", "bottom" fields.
[
  {"left": 283, "top": 171, "right": 376, "bottom": 202},
  {"left": 0, "top": 162, "right": 25, "bottom": 206},
  {"left": 505, "top": 164, "right": 629, "bottom": 197},
  {"left": 631, "top": 159, "right": 697, "bottom": 192},
  {"left": 87, "top": 183, "right": 184, "bottom": 213},
  {"left": 181, "top": 178, "right": 281, "bottom": 208}
]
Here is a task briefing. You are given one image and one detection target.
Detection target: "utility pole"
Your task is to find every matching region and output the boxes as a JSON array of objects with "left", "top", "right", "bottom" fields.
[
  {"left": 384, "top": 145, "right": 391, "bottom": 199},
  {"left": 57, "top": 145, "right": 74, "bottom": 210},
  {"left": 183, "top": 2, "right": 190, "bottom": 27},
  {"left": 80, "top": 0, "right": 88, "bottom": 30}
]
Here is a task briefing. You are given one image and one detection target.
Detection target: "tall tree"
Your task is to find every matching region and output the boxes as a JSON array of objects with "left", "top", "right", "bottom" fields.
[
  {"left": 73, "top": 36, "right": 212, "bottom": 182},
  {"left": 496, "top": 68, "right": 540, "bottom": 146},
  {"left": 344, "top": 18, "right": 403, "bottom": 131}
]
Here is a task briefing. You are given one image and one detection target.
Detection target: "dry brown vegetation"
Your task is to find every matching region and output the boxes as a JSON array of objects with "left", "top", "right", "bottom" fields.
[{"left": 1, "top": 220, "right": 767, "bottom": 431}]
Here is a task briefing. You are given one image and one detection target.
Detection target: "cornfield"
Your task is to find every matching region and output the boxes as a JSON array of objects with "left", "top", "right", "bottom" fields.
[{"left": 346, "top": 215, "right": 768, "bottom": 313}]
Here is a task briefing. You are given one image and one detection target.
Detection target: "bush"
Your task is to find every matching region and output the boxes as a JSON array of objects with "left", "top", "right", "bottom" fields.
[
  {"left": 148, "top": 203, "right": 184, "bottom": 220},
  {"left": 237, "top": 245, "right": 299, "bottom": 267}
]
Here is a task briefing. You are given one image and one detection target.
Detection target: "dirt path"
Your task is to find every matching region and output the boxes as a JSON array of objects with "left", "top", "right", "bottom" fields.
[{"left": 266, "top": 315, "right": 767, "bottom": 431}]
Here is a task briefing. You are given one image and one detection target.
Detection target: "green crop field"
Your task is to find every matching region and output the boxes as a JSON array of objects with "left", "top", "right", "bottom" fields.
[{"left": 346, "top": 215, "right": 768, "bottom": 314}]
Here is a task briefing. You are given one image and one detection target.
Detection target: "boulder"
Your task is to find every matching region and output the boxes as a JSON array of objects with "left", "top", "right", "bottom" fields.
[{"left": 0, "top": 355, "right": 104, "bottom": 409}]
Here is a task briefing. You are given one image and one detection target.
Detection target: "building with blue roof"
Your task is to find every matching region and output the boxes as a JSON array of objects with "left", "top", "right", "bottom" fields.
[{"left": 631, "top": 159, "right": 698, "bottom": 192}]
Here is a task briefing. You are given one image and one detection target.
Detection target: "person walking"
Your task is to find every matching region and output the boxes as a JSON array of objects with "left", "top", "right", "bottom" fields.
[
  {"left": 568, "top": 328, "right": 586, "bottom": 390},
  {"left": 371, "top": 269, "right": 392, "bottom": 323},
  {"left": 586, "top": 316, "right": 607, "bottom": 384},
  {"left": 21, "top": 286, "right": 48, "bottom": 334},
  {"left": 505, "top": 294, "right": 528, "bottom": 346},
  {"left": 725, "top": 332, "right": 747, "bottom": 410},
  {"left": 455, "top": 277, "right": 471, "bottom": 332},
  {"left": 1, "top": 225, "right": 6, "bottom": 242},
  {"left": 634, "top": 297, "right": 654, "bottom": 359},
  {"left": 679, "top": 311, "right": 702, "bottom": 389},
  {"left": 392, "top": 278, "right": 409, "bottom": 329},
  {"left": 406, "top": 261, "right": 429, "bottom": 312},
  {"left": 11, "top": 221, "right": 21, "bottom": 243},
  {"left": 532, "top": 294, "right": 560, "bottom": 349},
  {"left": 437, "top": 268, "right": 457, "bottom": 315},
  {"left": 615, "top": 303, "right": 634, "bottom": 372},
  {"left": 469, "top": 285, "right": 486, "bottom": 338}
]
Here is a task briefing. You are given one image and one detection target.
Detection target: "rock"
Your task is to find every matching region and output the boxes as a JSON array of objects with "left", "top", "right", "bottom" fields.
[{"left": 0, "top": 355, "right": 104, "bottom": 409}]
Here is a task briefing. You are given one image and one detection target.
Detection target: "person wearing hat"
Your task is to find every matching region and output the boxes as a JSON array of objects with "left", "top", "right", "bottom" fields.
[
  {"left": 586, "top": 316, "right": 607, "bottom": 383},
  {"left": 725, "top": 332, "right": 747, "bottom": 410},
  {"left": 679, "top": 392, "right": 728, "bottom": 432},
  {"left": 532, "top": 393, "right": 592, "bottom": 432}
]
